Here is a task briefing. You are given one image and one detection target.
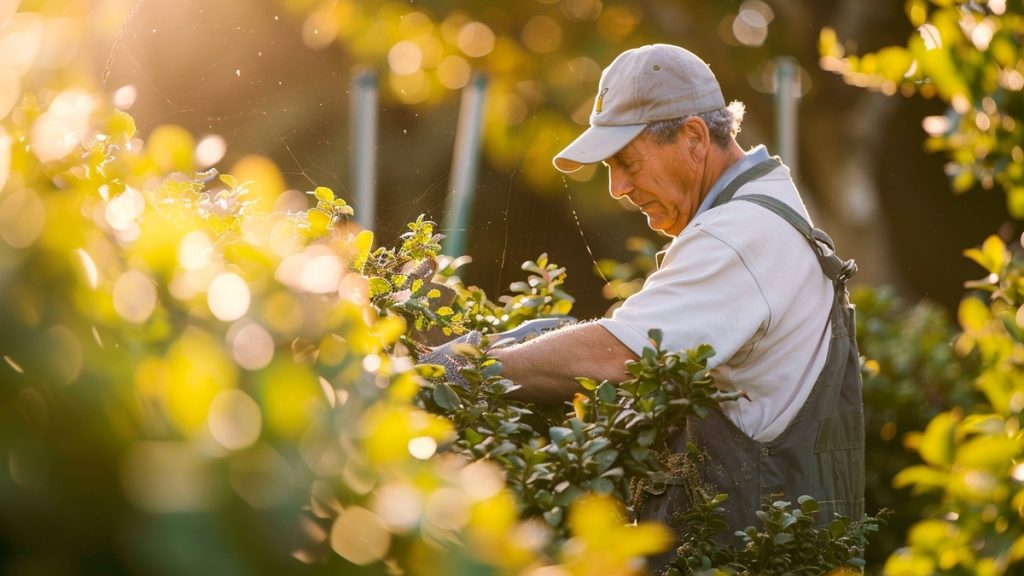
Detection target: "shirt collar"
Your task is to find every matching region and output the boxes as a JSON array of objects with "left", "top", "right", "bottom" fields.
[{"left": 693, "top": 144, "right": 771, "bottom": 219}]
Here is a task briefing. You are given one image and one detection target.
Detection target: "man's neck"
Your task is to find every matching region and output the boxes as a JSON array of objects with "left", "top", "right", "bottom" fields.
[{"left": 701, "top": 140, "right": 746, "bottom": 201}]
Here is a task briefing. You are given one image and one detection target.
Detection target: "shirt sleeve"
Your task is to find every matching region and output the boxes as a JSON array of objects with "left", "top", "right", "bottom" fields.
[{"left": 597, "top": 226, "right": 771, "bottom": 368}]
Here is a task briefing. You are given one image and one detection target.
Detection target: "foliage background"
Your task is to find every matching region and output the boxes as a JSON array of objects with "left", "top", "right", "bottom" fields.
[{"left": 4, "top": 0, "right": 1024, "bottom": 574}]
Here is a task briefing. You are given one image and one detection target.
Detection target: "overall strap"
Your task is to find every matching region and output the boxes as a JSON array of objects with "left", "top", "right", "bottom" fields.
[
  {"left": 710, "top": 157, "right": 783, "bottom": 209},
  {"left": 731, "top": 193, "right": 857, "bottom": 283}
]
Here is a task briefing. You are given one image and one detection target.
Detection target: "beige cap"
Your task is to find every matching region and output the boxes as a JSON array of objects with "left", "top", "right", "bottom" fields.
[{"left": 553, "top": 44, "right": 725, "bottom": 173}]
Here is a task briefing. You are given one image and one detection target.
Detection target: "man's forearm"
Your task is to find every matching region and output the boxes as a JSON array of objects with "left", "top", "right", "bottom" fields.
[{"left": 490, "top": 321, "right": 638, "bottom": 404}]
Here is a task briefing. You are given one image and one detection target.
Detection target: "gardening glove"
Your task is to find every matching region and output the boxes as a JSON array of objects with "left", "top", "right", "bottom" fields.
[
  {"left": 418, "top": 330, "right": 483, "bottom": 389},
  {"left": 488, "top": 316, "right": 576, "bottom": 349}
]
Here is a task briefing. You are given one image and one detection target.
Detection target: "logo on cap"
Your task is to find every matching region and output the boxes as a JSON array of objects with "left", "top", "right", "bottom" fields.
[{"left": 595, "top": 87, "right": 609, "bottom": 114}]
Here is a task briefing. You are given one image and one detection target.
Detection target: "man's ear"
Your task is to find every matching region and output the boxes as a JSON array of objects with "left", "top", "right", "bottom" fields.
[{"left": 681, "top": 117, "right": 709, "bottom": 156}]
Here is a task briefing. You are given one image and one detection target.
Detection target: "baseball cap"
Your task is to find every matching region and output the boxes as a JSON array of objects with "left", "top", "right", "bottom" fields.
[{"left": 553, "top": 44, "right": 726, "bottom": 173}]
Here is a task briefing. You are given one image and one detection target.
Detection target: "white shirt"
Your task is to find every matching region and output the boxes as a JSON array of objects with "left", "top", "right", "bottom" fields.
[{"left": 598, "top": 163, "right": 833, "bottom": 442}]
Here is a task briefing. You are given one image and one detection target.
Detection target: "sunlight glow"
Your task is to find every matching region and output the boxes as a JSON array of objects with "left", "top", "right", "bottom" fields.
[
  {"left": 275, "top": 246, "right": 344, "bottom": 294},
  {"left": 31, "top": 90, "right": 96, "bottom": 162},
  {"left": 231, "top": 322, "right": 275, "bottom": 371},
  {"left": 0, "top": 12, "right": 43, "bottom": 72},
  {"left": 104, "top": 186, "right": 145, "bottom": 231},
  {"left": 733, "top": 1, "right": 774, "bottom": 48},
  {"left": 207, "top": 272, "right": 251, "bottom": 322},
  {"left": 330, "top": 506, "right": 391, "bottom": 565},
  {"left": 971, "top": 20, "right": 994, "bottom": 51},
  {"left": 208, "top": 389, "right": 262, "bottom": 451},
  {"left": 113, "top": 269, "right": 158, "bottom": 324},
  {"left": 0, "top": 187, "right": 43, "bottom": 249}
]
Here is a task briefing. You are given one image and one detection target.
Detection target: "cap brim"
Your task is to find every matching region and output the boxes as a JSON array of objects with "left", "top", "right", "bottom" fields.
[{"left": 552, "top": 123, "right": 646, "bottom": 173}]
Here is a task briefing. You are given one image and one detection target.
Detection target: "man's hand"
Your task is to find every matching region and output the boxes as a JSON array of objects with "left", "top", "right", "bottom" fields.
[{"left": 417, "top": 330, "right": 482, "bottom": 388}]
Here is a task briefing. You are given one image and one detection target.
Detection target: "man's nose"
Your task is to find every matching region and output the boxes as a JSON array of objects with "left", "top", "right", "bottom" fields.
[{"left": 608, "top": 168, "right": 633, "bottom": 200}]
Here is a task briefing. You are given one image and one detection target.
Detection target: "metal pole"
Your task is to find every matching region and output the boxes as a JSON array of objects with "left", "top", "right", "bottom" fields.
[
  {"left": 774, "top": 57, "right": 799, "bottom": 176},
  {"left": 350, "top": 70, "right": 377, "bottom": 231},
  {"left": 442, "top": 73, "right": 488, "bottom": 257}
]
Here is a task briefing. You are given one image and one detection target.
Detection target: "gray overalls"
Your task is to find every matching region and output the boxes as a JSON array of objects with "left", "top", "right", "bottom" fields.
[{"left": 635, "top": 158, "right": 866, "bottom": 571}]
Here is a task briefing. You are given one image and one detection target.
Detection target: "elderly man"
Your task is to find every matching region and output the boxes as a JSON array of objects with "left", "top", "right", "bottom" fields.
[{"left": 442, "top": 44, "right": 865, "bottom": 563}]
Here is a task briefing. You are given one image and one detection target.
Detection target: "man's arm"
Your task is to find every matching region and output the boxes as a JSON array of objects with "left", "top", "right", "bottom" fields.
[{"left": 490, "top": 321, "right": 638, "bottom": 405}]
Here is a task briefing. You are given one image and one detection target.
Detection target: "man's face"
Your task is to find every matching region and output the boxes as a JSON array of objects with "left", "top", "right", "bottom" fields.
[{"left": 603, "top": 130, "right": 702, "bottom": 237}]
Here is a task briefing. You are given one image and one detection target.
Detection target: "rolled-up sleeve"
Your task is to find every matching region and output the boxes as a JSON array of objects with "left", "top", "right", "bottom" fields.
[{"left": 597, "top": 227, "right": 770, "bottom": 367}]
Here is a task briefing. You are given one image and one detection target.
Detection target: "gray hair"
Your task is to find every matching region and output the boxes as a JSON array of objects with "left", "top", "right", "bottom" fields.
[{"left": 643, "top": 100, "right": 746, "bottom": 147}]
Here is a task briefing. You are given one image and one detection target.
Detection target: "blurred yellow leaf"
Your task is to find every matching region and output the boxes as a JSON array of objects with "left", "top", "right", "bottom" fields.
[
  {"left": 165, "top": 327, "right": 236, "bottom": 436},
  {"left": 147, "top": 124, "right": 196, "bottom": 173},
  {"left": 957, "top": 297, "right": 990, "bottom": 334},
  {"left": 917, "top": 411, "right": 958, "bottom": 468},
  {"left": 561, "top": 494, "right": 671, "bottom": 576},
  {"left": 259, "top": 359, "right": 323, "bottom": 439}
]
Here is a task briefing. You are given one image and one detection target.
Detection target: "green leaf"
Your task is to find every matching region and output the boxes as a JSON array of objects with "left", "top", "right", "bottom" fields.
[
  {"left": 368, "top": 276, "right": 391, "bottom": 298},
  {"left": 433, "top": 382, "right": 462, "bottom": 411},
  {"left": 575, "top": 376, "right": 598, "bottom": 391},
  {"left": 918, "top": 411, "right": 958, "bottom": 467},
  {"left": 549, "top": 426, "right": 574, "bottom": 444},
  {"left": 597, "top": 381, "right": 617, "bottom": 404}
]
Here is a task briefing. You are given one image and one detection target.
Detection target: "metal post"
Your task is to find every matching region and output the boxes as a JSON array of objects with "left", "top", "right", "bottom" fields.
[
  {"left": 774, "top": 57, "right": 799, "bottom": 176},
  {"left": 442, "top": 73, "right": 488, "bottom": 257},
  {"left": 350, "top": 70, "right": 377, "bottom": 231}
]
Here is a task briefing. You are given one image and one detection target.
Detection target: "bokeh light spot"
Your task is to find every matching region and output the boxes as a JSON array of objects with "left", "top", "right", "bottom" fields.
[
  {"left": 75, "top": 248, "right": 99, "bottom": 289},
  {"left": 195, "top": 134, "right": 227, "bottom": 168},
  {"left": 31, "top": 90, "right": 96, "bottom": 162},
  {"left": 231, "top": 322, "right": 275, "bottom": 371},
  {"left": 388, "top": 40, "right": 423, "bottom": 75},
  {"left": 208, "top": 389, "right": 262, "bottom": 451},
  {"left": 122, "top": 441, "right": 217, "bottom": 513},
  {"left": 104, "top": 186, "right": 145, "bottom": 231},
  {"left": 302, "top": 9, "right": 338, "bottom": 50},
  {"left": 458, "top": 21, "right": 495, "bottom": 58},
  {"left": 0, "top": 12, "right": 44, "bottom": 73},
  {"left": 178, "top": 230, "right": 214, "bottom": 271},
  {"left": 113, "top": 84, "right": 137, "bottom": 109},
  {"left": 330, "top": 506, "right": 391, "bottom": 565},
  {"left": 113, "top": 269, "right": 158, "bottom": 324},
  {"left": 208, "top": 271, "right": 251, "bottom": 322},
  {"left": 437, "top": 54, "right": 471, "bottom": 89},
  {"left": 372, "top": 482, "right": 423, "bottom": 531},
  {"left": 0, "top": 188, "right": 44, "bottom": 248},
  {"left": 521, "top": 16, "right": 562, "bottom": 54},
  {"left": 407, "top": 436, "right": 437, "bottom": 460}
]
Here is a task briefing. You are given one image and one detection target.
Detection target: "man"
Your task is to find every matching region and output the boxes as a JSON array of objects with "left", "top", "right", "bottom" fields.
[{"left": 438, "top": 44, "right": 864, "bottom": 566}]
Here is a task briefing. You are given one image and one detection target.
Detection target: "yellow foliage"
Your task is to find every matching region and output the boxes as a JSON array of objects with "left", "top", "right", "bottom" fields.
[
  {"left": 258, "top": 359, "right": 324, "bottom": 439},
  {"left": 147, "top": 125, "right": 195, "bottom": 173},
  {"left": 164, "top": 327, "right": 237, "bottom": 436},
  {"left": 559, "top": 494, "right": 672, "bottom": 576},
  {"left": 230, "top": 155, "right": 285, "bottom": 211}
]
